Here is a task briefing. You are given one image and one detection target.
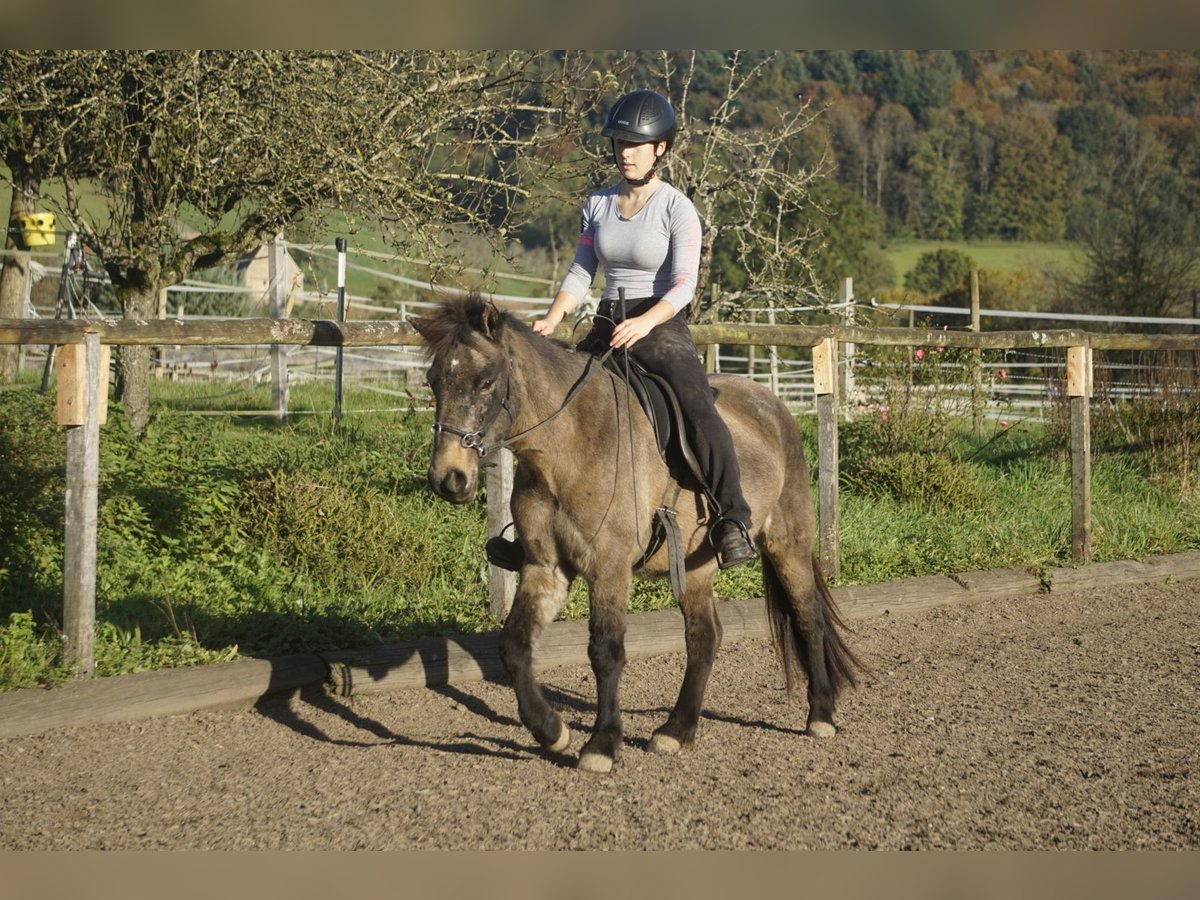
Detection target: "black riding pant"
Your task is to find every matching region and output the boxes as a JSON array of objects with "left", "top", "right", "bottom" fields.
[{"left": 579, "top": 297, "right": 753, "bottom": 531}]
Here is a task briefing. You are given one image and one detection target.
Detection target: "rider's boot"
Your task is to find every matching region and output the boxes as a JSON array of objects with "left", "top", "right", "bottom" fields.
[{"left": 711, "top": 517, "right": 757, "bottom": 570}]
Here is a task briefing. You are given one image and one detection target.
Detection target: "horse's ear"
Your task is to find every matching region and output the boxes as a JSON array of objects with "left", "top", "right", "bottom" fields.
[
  {"left": 479, "top": 300, "right": 502, "bottom": 340},
  {"left": 408, "top": 314, "right": 433, "bottom": 342}
]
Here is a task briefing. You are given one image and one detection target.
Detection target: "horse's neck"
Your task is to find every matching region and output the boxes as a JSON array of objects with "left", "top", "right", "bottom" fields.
[{"left": 506, "top": 333, "right": 627, "bottom": 453}]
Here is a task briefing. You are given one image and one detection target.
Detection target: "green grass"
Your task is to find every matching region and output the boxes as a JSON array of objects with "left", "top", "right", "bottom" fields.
[
  {"left": 879, "top": 238, "right": 1086, "bottom": 281},
  {"left": 1, "top": 375, "right": 1197, "bottom": 692}
]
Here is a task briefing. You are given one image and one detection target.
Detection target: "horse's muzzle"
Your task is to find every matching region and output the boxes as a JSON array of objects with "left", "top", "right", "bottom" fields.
[{"left": 428, "top": 465, "right": 478, "bottom": 504}]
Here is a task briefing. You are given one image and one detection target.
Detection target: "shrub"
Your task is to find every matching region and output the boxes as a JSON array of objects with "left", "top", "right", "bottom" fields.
[
  {"left": 0, "top": 611, "right": 71, "bottom": 690},
  {"left": 903, "top": 248, "right": 976, "bottom": 299},
  {"left": 238, "top": 469, "right": 440, "bottom": 592},
  {"left": 1078, "top": 350, "right": 1200, "bottom": 490},
  {"left": 843, "top": 450, "right": 991, "bottom": 510}
]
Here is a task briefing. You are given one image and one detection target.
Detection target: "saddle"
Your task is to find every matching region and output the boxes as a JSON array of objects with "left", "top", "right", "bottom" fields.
[{"left": 602, "top": 354, "right": 708, "bottom": 490}]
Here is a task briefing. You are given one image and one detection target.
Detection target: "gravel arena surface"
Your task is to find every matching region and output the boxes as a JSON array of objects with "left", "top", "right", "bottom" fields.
[{"left": 1, "top": 578, "right": 1197, "bottom": 850}]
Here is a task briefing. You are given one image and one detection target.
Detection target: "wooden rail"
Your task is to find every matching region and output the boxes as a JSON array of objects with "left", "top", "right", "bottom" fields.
[
  {"left": 3, "top": 316, "right": 1199, "bottom": 677},
  {"left": 6, "top": 316, "right": 1200, "bottom": 351}
]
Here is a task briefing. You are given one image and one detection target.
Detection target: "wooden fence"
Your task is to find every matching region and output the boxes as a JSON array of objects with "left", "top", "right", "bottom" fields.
[{"left": 2, "top": 314, "right": 1199, "bottom": 678}]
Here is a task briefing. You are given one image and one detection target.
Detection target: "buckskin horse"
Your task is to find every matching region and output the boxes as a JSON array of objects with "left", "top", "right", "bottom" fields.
[{"left": 412, "top": 295, "right": 862, "bottom": 773}]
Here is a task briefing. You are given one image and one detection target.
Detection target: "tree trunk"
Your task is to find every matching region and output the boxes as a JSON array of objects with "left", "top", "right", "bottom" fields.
[
  {"left": 114, "top": 283, "right": 154, "bottom": 437},
  {"left": 0, "top": 168, "right": 39, "bottom": 382}
]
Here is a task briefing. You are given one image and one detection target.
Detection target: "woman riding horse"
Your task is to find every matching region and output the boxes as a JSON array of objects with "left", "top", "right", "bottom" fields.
[{"left": 414, "top": 91, "right": 861, "bottom": 774}]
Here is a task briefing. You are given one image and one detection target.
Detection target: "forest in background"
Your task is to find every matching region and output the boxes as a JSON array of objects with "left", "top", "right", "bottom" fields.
[{"left": 528, "top": 51, "right": 1200, "bottom": 318}]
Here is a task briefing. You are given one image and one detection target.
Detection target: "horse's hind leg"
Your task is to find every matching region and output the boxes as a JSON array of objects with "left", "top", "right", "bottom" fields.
[
  {"left": 577, "top": 569, "right": 631, "bottom": 774},
  {"left": 761, "top": 550, "right": 839, "bottom": 735},
  {"left": 649, "top": 568, "right": 721, "bottom": 755},
  {"left": 499, "top": 564, "right": 572, "bottom": 754}
]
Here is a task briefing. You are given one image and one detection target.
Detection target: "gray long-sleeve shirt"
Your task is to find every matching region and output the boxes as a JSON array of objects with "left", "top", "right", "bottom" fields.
[{"left": 557, "top": 181, "right": 701, "bottom": 314}]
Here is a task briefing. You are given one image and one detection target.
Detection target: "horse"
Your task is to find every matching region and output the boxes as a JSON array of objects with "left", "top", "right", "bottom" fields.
[{"left": 411, "top": 295, "right": 863, "bottom": 773}]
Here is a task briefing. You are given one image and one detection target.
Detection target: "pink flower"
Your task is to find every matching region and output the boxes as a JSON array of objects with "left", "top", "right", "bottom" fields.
[
  {"left": 999, "top": 420, "right": 1009, "bottom": 428},
  {"left": 936, "top": 346, "right": 945, "bottom": 354},
  {"left": 914, "top": 348, "right": 925, "bottom": 360},
  {"left": 998, "top": 368, "right": 1007, "bottom": 380}
]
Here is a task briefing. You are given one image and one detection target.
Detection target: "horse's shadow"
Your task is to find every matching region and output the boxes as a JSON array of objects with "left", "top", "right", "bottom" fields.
[
  {"left": 253, "top": 684, "right": 541, "bottom": 763},
  {"left": 254, "top": 669, "right": 807, "bottom": 764},
  {"left": 253, "top": 676, "right": 614, "bottom": 768}
]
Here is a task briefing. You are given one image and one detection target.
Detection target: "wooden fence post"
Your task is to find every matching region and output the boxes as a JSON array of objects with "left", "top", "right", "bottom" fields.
[
  {"left": 813, "top": 337, "right": 840, "bottom": 579},
  {"left": 747, "top": 310, "right": 756, "bottom": 380},
  {"left": 268, "top": 235, "right": 289, "bottom": 422},
  {"left": 59, "top": 331, "right": 108, "bottom": 678},
  {"left": 485, "top": 447, "right": 516, "bottom": 620},
  {"left": 766, "top": 304, "right": 779, "bottom": 397},
  {"left": 1068, "top": 345, "right": 1093, "bottom": 561}
]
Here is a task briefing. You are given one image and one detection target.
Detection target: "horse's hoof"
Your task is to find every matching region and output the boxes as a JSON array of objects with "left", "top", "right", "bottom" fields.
[
  {"left": 649, "top": 733, "right": 682, "bottom": 755},
  {"left": 807, "top": 721, "right": 837, "bottom": 738},
  {"left": 577, "top": 752, "right": 614, "bottom": 774},
  {"left": 547, "top": 724, "right": 571, "bottom": 753}
]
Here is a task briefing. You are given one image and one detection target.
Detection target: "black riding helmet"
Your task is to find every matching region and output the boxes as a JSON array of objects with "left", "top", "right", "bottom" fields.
[{"left": 601, "top": 90, "right": 677, "bottom": 185}]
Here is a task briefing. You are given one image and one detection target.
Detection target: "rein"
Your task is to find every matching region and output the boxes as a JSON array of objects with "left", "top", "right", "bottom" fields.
[{"left": 432, "top": 346, "right": 615, "bottom": 458}]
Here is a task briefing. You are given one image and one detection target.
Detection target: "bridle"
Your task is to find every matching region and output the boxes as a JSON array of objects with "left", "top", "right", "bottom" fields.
[{"left": 431, "top": 346, "right": 614, "bottom": 459}]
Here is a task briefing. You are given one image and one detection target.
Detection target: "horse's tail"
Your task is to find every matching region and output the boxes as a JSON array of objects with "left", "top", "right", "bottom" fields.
[{"left": 763, "top": 552, "right": 868, "bottom": 700}]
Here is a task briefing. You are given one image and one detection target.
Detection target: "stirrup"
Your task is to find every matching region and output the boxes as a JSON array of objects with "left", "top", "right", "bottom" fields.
[
  {"left": 485, "top": 522, "right": 525, "bottom": 572},
  {"left": 710, "top": 517, "right": 757, "bottom": 570}
]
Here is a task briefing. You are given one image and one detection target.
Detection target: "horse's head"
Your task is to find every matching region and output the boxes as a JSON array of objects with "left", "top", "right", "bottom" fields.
[{"left": 410, "top": 296, "right": 518, "bottom": 504}]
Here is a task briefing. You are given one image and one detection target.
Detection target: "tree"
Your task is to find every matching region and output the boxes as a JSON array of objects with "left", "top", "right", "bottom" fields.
[
  {"left": 909, "top": 112, "right": 967, "bottom": 240},
  {"left": 866, "top": 103, "right": 915, "bottom": 223},
  {"left": 904, "top": 248, "right": 975, "bottom": 301},
  {"left": 0, "top": 52, "right": 106, "bottom": 381},
  {"left": 969, "top": 111, "right": 1070, "bottom": 240},
  {"left": 804, "top": 179, "right": 893, "bottom": 297},
  {"left": 5, "top": 51, "right": 602, "bottom": 435},
  {"left": 1064, "top": 121, "right": 1200, "bottom": 322},
  {"left": 651, "top": 51, "right": 831, "bottom": 318}
]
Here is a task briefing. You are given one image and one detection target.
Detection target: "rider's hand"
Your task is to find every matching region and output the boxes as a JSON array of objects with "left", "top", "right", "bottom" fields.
[
  {"left": 532, "top": 313, "right": 563, "bottom": 336},
  {"left": 611, "top": 314, "right": 657, "bottom": 349}
]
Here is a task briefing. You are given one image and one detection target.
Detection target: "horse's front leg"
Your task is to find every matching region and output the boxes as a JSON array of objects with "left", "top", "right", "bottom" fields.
[
  {"left": 577, "top": 569, "right": 630, "bottom": 774},
  {"left": 499, "top": 564, "right": 571, "bottom": 754}
]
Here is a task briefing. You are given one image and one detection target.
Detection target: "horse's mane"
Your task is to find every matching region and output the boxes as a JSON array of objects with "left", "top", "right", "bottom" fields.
[
  {"left": 412, "top": 294, "right": 503, "bottom": 359},
  {"left": 414, "top": 294, "right": 585, "bottom": 380}
]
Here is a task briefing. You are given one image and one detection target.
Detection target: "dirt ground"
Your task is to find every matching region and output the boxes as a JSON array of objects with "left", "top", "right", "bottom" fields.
[{"left": 1, "top": 578, "right": 1197, "bottom": 850}]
